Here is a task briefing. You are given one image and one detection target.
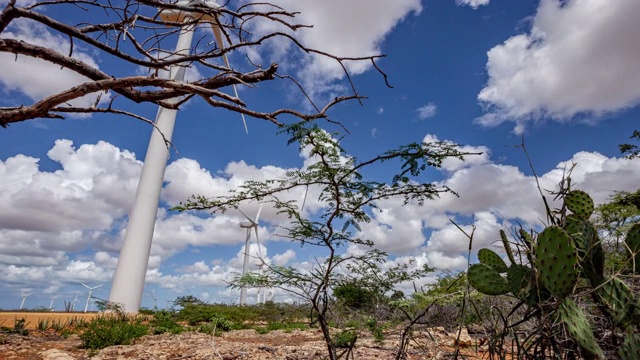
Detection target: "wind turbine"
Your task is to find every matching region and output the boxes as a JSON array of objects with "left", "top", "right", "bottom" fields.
[
  {"left": 144, "top": 290, "right": 158, "bottom": 309},
  {"left": 109, "top": 0, "right": 247, "bottom": 314},
  {"left": 71, "top": 295, "right": 79, "bottom": 311},
  {"left": 238, "top": 204, "right": 263, "bottom": 305},
  {"left": 49, "top": 295, "right": 59, "bottom": 311},
  {"left": 19, "top": 291, "right": 33, "bottom": 310},
  {"left": 81, "top": 283, "right": 103, "bottom": 313},
  {"left": 256, "top": 258, "right": 273, "bottom": 304}
]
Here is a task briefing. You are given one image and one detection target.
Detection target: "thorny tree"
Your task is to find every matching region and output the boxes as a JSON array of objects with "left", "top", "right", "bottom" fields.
[
  {"left": 0, "top": 0, "right": 389, "bottom": 128},
  {"left": 176, "top": 123, "right": 480, "bottom": 359}
]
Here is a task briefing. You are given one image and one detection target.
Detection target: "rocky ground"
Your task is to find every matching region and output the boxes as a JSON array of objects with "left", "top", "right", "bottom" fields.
[{"left": 0, "top": 327, "right": 492, "bottom": 359}]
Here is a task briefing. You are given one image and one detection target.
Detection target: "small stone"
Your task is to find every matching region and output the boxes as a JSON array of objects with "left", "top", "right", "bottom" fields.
[{"left": 40, "top": 349, "right": 76, "bottom": 360}]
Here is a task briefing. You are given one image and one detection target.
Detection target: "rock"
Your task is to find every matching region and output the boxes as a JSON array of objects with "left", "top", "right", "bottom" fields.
[
  {"left": 447, "top": 327, "right": 475, "bottom": 347},
  {"left": 40, "top": 349, "right": 76, "bottom": 360}
]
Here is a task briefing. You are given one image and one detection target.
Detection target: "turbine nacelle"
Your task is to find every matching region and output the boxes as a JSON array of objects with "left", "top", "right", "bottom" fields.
[{"left": 239, "top": 221, "right": 255, "bottom": 228}]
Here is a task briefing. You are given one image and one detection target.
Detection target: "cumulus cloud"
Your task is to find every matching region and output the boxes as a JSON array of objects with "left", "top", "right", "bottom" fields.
[
  {"left": 0, "top": 140, "right": 140, "bottom": 233},
  {"left": 1, "top": 137, "right": 639, "bottom": 305},
  {"left": 423, "top": 134, "right": 491, "bottom": 172},
  {"left": 243, "top": 0, "right": 422, "bottom": 99},
  {"left": 456, "top": 0, "right": 490, "bottom": 9},
  {"left": 0, "top": 19, "right": 110, "bottom": 111},
  {"left": 477, "top": 0, "right": 640, "bottom": 132},
  {"left": 416, "top": 103, "right": 438, "bottom": 120}
]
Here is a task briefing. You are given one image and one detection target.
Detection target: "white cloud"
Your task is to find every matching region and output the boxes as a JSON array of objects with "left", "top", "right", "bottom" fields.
[
  {"left": 244, "top": 0, "right": 422, "bottom": 99},
  {"left": 416, "top": 103, "right": 438, "bottom": 120},
  {"left": 0, "top": 140, "right": 140, "bottom": 233},
  {"left": 477, "top": 0, "right": 640, "bottom": 132},
  {"left": 1, "top": 137, "right": 639, "bottom": 303},
  {"left": 0, "top": 0, "right": 37, "bottom": 7},
  {"left": 423, "top": 134, "right": 490, "bottom": 172},
  {"left": 0, "top": 19, "right": 110, "bottom": 112},
  {"left": 272, "top": 249, "right": 296, "bottom": 266},
  {"left": 456, "top": 0, "right": 490, "bottom": 9}
]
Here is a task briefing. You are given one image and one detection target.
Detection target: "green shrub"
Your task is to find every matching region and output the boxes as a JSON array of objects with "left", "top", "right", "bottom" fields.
[
  {"left": 365, "top": 318, "right": 384, "bottom": 342},
  {"left": 210, "top": 316, "right": 233, "bottom": 332},
  {"left": 196, "top": 316, "right": 234, "bottom": 335},
  {"left": 80, "top": 316, "right": 148, "bottom": 349},
  {"left": 333, "top": 330, "right": 357, "bottom": 348},
  {"left": 333, "top": 282, "right": 377, "bottom": 310},
  {"left": 149, "top": 310, "right": 184, "bottom": 335},
  {"left": 176, "top": 304, "right": 220, "bottom": 325}
]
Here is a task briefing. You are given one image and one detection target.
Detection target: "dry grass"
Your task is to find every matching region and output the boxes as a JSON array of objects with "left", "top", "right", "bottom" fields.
[{"left": 0, "top": 311, "right": 99, "bottom": 329}]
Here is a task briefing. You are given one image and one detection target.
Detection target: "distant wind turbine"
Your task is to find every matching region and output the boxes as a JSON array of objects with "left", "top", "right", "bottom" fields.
[
  {"left": 49, "top": 295, "right": 59, "bottom": 311},
  {"left": 19, "top": 291, "right": 33, "bottom": 310},
  {"left": 238, "top": 204, "right": 263, "bottom": 305},
  {"left": 256, "top": 258, "right": 272, "bottom": 305},
  {"left": 109, "top": 0, "right": 247, "bottom": 314},
  {"left": 71, "top": 295, "right": 79, "bottom": 311},
  {"left": 81, "top": 283, "right": 103, "bottom": 313}
]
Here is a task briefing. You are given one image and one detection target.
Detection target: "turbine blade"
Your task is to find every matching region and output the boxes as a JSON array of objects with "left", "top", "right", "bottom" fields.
[
  {"left": 255, "top": 226, "right": 263, "bottom": 260},
  {"left": 211, "top": 22, "right": 248, "bottom": 134},
  {"left": 238, "top": 208, "right": 253, "bottom": 223},
  {"left": 255, "top": 203, "right": 263, "bottom": 223}
]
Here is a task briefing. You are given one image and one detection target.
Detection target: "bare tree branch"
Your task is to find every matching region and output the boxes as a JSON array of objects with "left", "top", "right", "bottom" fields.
[{"left": 0, "top": 0, "right": 389, "bottom": 130}]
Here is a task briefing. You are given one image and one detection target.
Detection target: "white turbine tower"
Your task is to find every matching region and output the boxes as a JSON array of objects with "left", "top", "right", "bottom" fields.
[
  {"left": 238, "top": 204, "right": 263, "bottom": 305},
  {"left": 19, "top": 291, "right": 33, "bottom": 310},
  {"left": 82, "top": 283, "right": 103, "bottom": 313},
  {"left": 109, "top": 0, "right": 246, "bottom": 313},
  {"left": 49, "top": 295, "right": 59, "bottom": 311}
]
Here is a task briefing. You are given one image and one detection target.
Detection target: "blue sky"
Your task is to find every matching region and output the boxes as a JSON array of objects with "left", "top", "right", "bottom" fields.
[{"left": 1, "top": 0, "right": 639, "bottom": 310}]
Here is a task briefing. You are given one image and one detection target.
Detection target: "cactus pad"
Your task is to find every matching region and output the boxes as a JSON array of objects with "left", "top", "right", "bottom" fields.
[
  {"left": 625, "top": 223, "right": 640, "bottom": 274},
  {"left": 507, "top": 264, "right": 531, "bottom": 298},
  {"left": 619, "top": 329, "right": 640, "bottom": 360},
  {"left": 565, "top": 190, "right": 594, "bottom": 219},
  {"left": 594, "top": 277, "right": 640, "bottom": 328},
  {"left": 534, "top": 226, "right": 578, "bottom": 299},
  {"left": 468, "top": 263, "right": 509, "bottom": 295},
  {"left": 500, "top": 229, "right": 516, "bottom": 266},
  {"left": 478, "top": 248, "right": 508, "bottom": 273},
  {"left": 564, "top": 214, "right": 593, "bottom": 253},
  {"left": 557, "top": 298, "right": 605, "bottom": 359},
  {"left": 564, "top": 215, "right": 605, "bottom": 282}
]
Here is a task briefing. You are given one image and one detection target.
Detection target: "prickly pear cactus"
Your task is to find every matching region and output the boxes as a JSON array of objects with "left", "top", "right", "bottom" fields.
[
  {"left": 564, "top": 214, "right": 593, "bottom": 253},
  {"left": 535, "top": 226, "right": 579, "bottom": 299},
  {"left": 593, "top": 277, "right": 640, "bottom": 328},
  {"left": 500, "top": 229, "right": 516, "bottom": 266},
  {"left": 557, "top": 298, "right": 605, "bottom": 359},
  {"left": 467, "top": 189, "right": 640, "bottom": 359},
  {"left": 620, "top": 329, "right": 640, "bottom": 360},
  {"left": 625, "top": 223, "right": 640, "bottom": 274},
  {"left": 506, "top": 264, "right": 531, "bottom": 299},
  {"left": 565, "top": 190, "right": 594, "bottom": 219},
  {"left": 478, "top": 248, "right": 508, "bottom": 273},
  {"left": 564, "top": 214, "right": 605, "bottom": 283},
  {"left": 467, "top": 263, "right": 509, "bottom": 295}
]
